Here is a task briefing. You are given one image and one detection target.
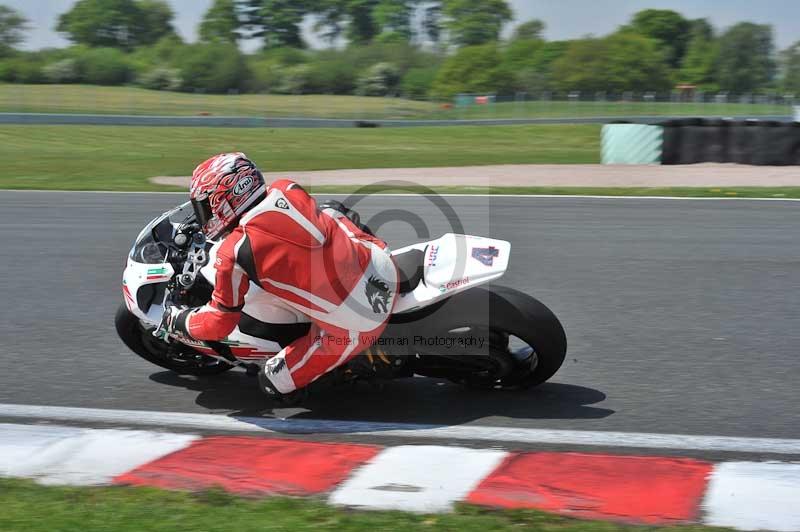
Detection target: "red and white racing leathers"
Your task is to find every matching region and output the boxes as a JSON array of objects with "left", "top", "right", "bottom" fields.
[{"left": 184, "top": 179, "right": 398, "bottom": 393}]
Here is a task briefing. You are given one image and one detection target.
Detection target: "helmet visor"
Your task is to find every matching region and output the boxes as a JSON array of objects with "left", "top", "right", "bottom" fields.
[{"left": 191, "top": 195, "right": 213, "bottom": 227}]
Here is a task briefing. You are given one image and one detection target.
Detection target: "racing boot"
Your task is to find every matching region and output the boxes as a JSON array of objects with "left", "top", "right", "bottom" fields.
[{"left": 258, "top": 356, "right": 308, "bottom": 406}]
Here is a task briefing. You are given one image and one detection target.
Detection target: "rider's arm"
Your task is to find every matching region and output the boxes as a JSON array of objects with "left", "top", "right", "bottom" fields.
[{"left": 183, "top": 228, "right": 250, "bottom": 341}]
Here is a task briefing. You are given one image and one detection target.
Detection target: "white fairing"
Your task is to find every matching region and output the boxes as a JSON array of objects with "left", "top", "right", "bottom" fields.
[
  {"left": 122, "top": 258, "right": 174, "bottom": 324},
  {"left": 391, "top": 233, "right": 511, "bottom": 314}
]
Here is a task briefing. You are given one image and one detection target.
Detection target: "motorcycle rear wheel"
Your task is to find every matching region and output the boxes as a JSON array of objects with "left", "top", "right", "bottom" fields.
[
  {"left": 420, "top": 286, "right": 567, "bottom": 389},
  {"left": 115, "top": 304, "right": 234, "bottom": 376}
]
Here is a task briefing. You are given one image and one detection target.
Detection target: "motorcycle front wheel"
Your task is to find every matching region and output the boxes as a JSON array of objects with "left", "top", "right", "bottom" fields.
[{"left": 115, "top": 304, "right": 234, "bottom": 376}]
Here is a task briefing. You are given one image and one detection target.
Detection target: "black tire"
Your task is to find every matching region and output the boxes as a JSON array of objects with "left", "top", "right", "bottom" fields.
[
  {"left": 114, "top": 304, "right": 234, "bottom": 376},
  {"left": 423, "top": 286, "right": 567, "bottom": 388}
]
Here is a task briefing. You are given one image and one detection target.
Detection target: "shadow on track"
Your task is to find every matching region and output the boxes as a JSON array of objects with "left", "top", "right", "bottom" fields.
[{"left": 149, "top": 371, "right": 613, "bottom": 425}]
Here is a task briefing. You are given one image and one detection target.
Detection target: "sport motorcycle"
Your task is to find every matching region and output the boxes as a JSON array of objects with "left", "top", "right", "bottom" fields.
[{"left": 115, "top": 202, "right": 567, "bottom": 391}]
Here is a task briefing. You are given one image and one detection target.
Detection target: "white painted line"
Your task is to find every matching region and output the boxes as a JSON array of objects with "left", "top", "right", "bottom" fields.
[
  {"left": 2, "top": 189, "right": 799, "bottom": 202},
  {"left": 0, "top": 422, "right": 197, "bottom": 486},
  {"left": 329, "top": 445, "right": 507, "bottom": 512},
  {"left": 703, "top": 462, "right": 800, "bottom": 531},
  {"left": 3, "top": 404, "right": 800, "bottom": 455}
]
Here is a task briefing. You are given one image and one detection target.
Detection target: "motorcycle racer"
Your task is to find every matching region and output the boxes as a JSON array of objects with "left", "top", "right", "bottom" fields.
[{"left": 160, "top": 153, "right": 398, "bottom": 401}]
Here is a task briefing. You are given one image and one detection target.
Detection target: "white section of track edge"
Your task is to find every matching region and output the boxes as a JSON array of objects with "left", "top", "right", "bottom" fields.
[
  {"left": 2, "top": 403, "right": 800, "bottom": 455},
  {"left": 329, "top": 445, "right": 508, "bottom": 512},
  {"left": 703, "top": 462, "right": 800, "bottom": 532},
  {"left": 0, "top": 423, "right": 197, "bottom": 485}
]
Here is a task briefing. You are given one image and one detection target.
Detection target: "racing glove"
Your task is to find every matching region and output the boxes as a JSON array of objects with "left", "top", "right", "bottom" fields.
[
  {"left": 156, "top": 305, "right": 193, "bottom": 341},
  {"left": 318, "top": 199, "right": 374, "bottom": 236}
]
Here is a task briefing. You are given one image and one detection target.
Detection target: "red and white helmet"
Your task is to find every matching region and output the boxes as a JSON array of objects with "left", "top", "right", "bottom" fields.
[{"left": 190, "top": 153, "right": 266, "bottom": 239}]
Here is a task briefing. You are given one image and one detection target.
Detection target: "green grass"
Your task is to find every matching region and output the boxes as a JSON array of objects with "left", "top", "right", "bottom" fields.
[
  {"left": 0, "top": 84, "right": 437, "bottom": 119},
  {"left": 429, "top": 100, "right": 791, "bottom": 120},
  {"left": 0, "top": 84, "right": 791, "bottom": 120},
  {"left": 0, "top": 124, "right": 600, "bottom": 191},
  {"left": 0, "top": 124, "right": 795, "bottom": 198},
  {"left": 0, "top": 479, "right": 727, "bottom": 532}
]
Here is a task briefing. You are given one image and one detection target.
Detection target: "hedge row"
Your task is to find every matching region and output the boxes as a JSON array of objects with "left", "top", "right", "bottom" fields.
[{"left": 0, "top": 40, "right": 443, "bottom": 98}]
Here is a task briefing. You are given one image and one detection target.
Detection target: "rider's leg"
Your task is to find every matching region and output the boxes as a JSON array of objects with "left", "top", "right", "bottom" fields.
[
  {"left": 260, "top": 322, "right": 387, "bottom": 394},
  {"left": 260, "top": 241, "right": 398, "bottom": 397}
]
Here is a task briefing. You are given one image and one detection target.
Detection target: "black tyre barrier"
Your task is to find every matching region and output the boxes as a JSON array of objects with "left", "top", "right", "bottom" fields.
[
  {"left": 754, "top": 121, "right": 792, "bottom": 166},
  {"left": 697, "top": 119, "right": 729, "bottom": 163},
  {"left": 728, "top": 121, "right": 760, "bottom": 165},
  {"left": 681, "top": 120, "right": 716, "bottom": 164},
  {"left": 660, "top": 120, "right": 683, "bottom": 165},
  {"left": 658, "top": 118, "right": 800, "bottom": 166},
  {"left": 791, "top": 123, "right": 800, "bottom": 165}
]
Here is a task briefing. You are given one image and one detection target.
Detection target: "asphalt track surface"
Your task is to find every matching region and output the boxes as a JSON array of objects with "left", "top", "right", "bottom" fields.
[{"left": 1, "top": 191, "right": 799, "bottom": 452}]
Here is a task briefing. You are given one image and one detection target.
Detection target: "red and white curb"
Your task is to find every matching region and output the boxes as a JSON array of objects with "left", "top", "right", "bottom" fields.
[{"left": 2, "top": 422, "right": 799, "bottom": 530}]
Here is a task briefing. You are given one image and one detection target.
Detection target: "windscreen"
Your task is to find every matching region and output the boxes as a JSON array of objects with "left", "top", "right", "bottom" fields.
[{"left": 129, "top": 202, "right": 195, "bottom": 264}]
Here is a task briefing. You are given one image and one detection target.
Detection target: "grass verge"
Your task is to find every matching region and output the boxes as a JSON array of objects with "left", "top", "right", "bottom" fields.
[
  {"left": 0, "top": 479, "right": 724, "bottom": 532},
  {"left": 0, "top": 124, "right": 795, "bottom": 198},
  {"left": 0, "top": 124, "right": 599, "bottom": 191},
  {"left": 0, "top": 84, "right": 790, "bottom": 120}
]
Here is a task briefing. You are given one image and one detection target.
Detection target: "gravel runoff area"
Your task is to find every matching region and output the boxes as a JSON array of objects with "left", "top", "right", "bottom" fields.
[{"left": 152, "top": 163, "right": 800, "bottom": 189}]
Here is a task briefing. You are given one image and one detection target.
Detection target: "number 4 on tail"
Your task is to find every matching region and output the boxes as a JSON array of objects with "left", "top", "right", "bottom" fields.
[{"left": 471, "top": 246, "right": 499, "bottom": 266}]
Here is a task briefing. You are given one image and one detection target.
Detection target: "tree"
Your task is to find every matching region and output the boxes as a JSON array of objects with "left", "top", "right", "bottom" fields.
[
  {"left": 431, "top": 43, "right": 515, "bottom": 98},
  {"left": 716, "top": 22, "right": 775, "bottom": 94},
  {"left": 421, "top": 2, "right": 442, "bottom": 45},
  {"left": 313, "top": 0, "right": 379, "bottom": 45},
  {"left": 57, "top": 0, "right": 139, "bottom": 49},
  {"left": 604, "top": 32, "right": 672, "bottom": 93},
  {"left": 312, "top": 0, "right": 425, "bottom": 45},
  {"left": 373, "top": 0, "right": 416, "bottom": 41},
  {"left": 551, "top": 38, "right": 611, "bottom": 93},
  {"left": 401, "top": 66, "right": 438, "bottom": 98},
  {"left": 0, "top": 5, "right": 28, "bottom": 55},
  {"left": 137, "top": 0, "right": 176, "bottom": 44},
  {"left": 313, "top": 0, "right": 346, "bottom": 44},
  {"left": 509, "top": 40, "right": 569, "bottom": 93},
  {"left": 343, "top": 0, "right": 380, "bottom": 44},
  {"left": 512, "top": 19, "right": 545, "bottom": 41},
  {"left": 688, "top": 18, "right": 714, "bottom": 42},
  {"left": 504, "top": 38, "right": 544, "bottom": 72},
  {"left": 679, "top": 19, "right": 718, "bottom": 88},
  {"left": 780, "top": 41, "right": 800, "bottom": 93},
  {"left": 552, "top": 33, "right": 671, "bottom": 94},
  {"left": 241, "top": 0, "right": 307, "bottom": 48},
  {"left": 78, "top": 47, "right": 133, "bottom": 85},
  {"left": 177, "top": 42, "right": 249, "bottom": 93},
  {"left": 441, "top": 0, "right": 513, "bottom": 47},
  {"left": 357, "top": 62, "right": 400, "bottom": 95},
  {"left": 629, "top": 9, "right": 691, "bottom": 68},
  {"left": 199, "top": 0, "right": 241, "bottom": 43},
  {"left": 56, "top": 0, "right": 174, "bottom": 49},
  {"left": 502, "top": 38, "right": 543, "bottom": 91}
]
